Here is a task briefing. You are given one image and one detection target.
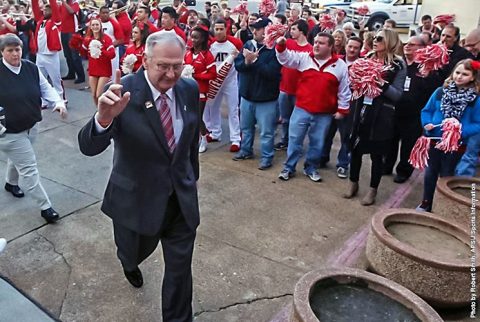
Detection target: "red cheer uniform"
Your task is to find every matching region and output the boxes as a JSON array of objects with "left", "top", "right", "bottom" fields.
[
  {"left": 121, "top": 41, "right": 145, "bottom": 73},
  {"left": 184, "top": 49, "right": 217, "bottom": 101},
  {"left": 82, "top": 34, "right": 116, "bottom": 77}
]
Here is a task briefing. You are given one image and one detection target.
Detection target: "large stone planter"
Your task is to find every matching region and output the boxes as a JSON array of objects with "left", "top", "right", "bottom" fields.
[
  {"left": 433, "top": 176, "right": 479, "bottom": 231},
  {"left": 291, "top": 268, "right": 442, "bottom": 322},
  {"left": 366, "top": 208, "right": 480, "bottom": 308}
]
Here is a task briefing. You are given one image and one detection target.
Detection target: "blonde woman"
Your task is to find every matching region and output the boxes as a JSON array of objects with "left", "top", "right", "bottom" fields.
[{"left": 344, "top": 29, "right": 406, "bottom": 205}]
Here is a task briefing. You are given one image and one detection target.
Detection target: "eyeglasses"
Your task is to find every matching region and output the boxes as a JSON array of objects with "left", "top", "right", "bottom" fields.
[
  {"left": 373, "top": 35, "right": 384, "bottom": 42},
  {"left": 154, "top": 63, "right": 184, "bottom": 73}
]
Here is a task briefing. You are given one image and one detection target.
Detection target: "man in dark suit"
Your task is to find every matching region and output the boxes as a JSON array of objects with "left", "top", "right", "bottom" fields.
[{"left": 78, "top": 31, "right": 200, "bottom": 322}]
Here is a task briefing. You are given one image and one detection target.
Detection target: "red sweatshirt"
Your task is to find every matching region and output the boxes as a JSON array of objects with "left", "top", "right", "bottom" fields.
[
  {"left": 82, "top": 34, "right": 116, "bottom": 77},
  {"left": 60, "top": 1, "right": 79, "bottom": 33},
  {"left": 115, "top": 12, "right": 132, "bottom": 44},
  {"left": 279, "top": 39, "right": 313, "bottom": 95},
  {"left": 184, "top": 49, "right": 217, "bottom": 101}
]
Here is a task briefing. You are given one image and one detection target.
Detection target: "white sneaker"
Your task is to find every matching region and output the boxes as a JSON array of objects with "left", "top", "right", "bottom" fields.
[
  {"left": 199, "top": 135, "right": 208, "bottom": 153},
  {"left": 0, "top": 238, "right": 6, "bottom": 253}
]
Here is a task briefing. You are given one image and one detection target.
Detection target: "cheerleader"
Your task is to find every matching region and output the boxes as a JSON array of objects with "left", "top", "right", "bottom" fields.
[
  {"left": 81, "top": 17, "right": 116, "bottom": 105},
  {"left": 120, "top": 22, "right": 149, "bottom": 74},
  {"left": 416, "top": 59, "right": 480, "bottom": 212},
  {"left": 183, "top": 25, "right": 217, "bottom": 153}
]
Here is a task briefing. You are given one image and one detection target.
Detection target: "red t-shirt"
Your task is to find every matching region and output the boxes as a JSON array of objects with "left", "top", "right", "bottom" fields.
[
  {"left": 82, "top": 34, "right": 116, "bottom": 77},
  {"left": 60, "top": 1, "right": 79, "bottom": 33},
  {"left": 280, "top": 39, "right": 313, "bottom": 95}
]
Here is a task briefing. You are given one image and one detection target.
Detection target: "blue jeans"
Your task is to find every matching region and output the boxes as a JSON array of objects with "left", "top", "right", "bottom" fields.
[
  {"left": 239, "top": 98, "right": 277, "bottom": 164},
  {"left": 321, "top": 116, "right": 350, "bottom": 169},
  {"left": 278, "top": 91, "right": 296, "bottom": 144},
  {"left": 284, "top": 107, "right": 332, "bottom": 174},
  {"left": 423, "top": 147, "right": 460, "bottom": 203},
  {"left": 456, "top": 132, "right": 480, "bottom": 177}
]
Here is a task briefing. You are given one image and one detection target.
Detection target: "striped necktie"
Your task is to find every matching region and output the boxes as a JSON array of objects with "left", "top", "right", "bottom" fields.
[{"left": 158, "top": 93, "right": 176, "bottom": 153}]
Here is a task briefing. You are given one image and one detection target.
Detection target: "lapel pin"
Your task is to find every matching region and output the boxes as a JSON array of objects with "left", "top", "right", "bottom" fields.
[{"left": 145, "top": 101, "right": 153, "bottom": 109}]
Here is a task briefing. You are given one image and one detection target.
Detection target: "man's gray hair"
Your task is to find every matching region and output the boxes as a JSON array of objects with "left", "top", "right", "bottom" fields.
[
  {"left": 144, "top": 31, "right": 186, "bottom": 58},
  {"left": 0, "top": 33, "right": 23, "bottom": 52}
]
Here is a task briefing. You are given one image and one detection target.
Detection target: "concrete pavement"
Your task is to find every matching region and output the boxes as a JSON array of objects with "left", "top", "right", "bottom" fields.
[{"left": 0, "top": 83, "right": 470, "bottom": 321}]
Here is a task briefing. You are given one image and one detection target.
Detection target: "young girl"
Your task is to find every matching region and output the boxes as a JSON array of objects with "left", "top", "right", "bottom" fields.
[
  {"left": 82, "top": 17, "right": 116, "bottom": 105},
  {"left": 183, "top": 25, "right": 217, "bottom": 153},
  {"left": 120, "top": 22, "right": 150, "bottom": 74},
  {"left": 417, "top": 59, "right": 480, "bottom": 211}
]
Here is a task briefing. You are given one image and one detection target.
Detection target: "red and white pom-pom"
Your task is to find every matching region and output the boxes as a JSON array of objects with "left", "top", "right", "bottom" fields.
[
  {"left": 357, "top": 5, "right": 369, "bottom": 16},
  {"left": 435, "top": 118, "right": 462, "bottom": 153},
  {"left": 409, "top": 136, "right": 431, "bottom": 170},
  {"left": 414, "top": 43, "right": 450, "bottom": 76},
  {"left": 348, "top": 58, "right": 390, "bottom": 99},
  {"left": 181, "top": 64, "right": 195, "bottom": 79},
  {"left": 319, "top": 14, "right": 336, "bottom": 32},
  {"left": 121, "top": 54, "right": 137, "bottom": 74},
  {"left": 264, "top": 24, "right": 288, "bottom": 49},
  {"left": 232, "top": 1, "right": 248, "bottom": 15},
  {"left": 433, "top": 14, "right": 455, "bottom": 25},
  {"left": 89, "top": 39, "right": 102, "bottom": 59},
  {"left": 259, "top": 0, "right": 275, "bottom": 17},
  {"left": 69, "top": 33, "right": 83, "bottom": 52}
]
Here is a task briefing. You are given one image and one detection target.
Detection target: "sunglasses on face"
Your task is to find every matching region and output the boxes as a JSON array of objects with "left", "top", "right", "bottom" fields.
[{"left": 373, "top": 35, "right": 384, "bottom": 42}]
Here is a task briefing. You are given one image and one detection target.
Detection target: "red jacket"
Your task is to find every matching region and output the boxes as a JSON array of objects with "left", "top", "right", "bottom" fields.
[
  {"left": 184, "top": 49, "right": 216, "bottom": 101},
  {"left": 116, "top": 12, "right": 132, "bottom": 44},
  {"left": 32, "top": 0, "right": 62, "bottom": 53},
  {"left": 82, "top": 34, "right": 116, "bottom": 77},
  {"left": 121, "top": 42, "right": 145, "bottom": 73},
  {"left": 60, "top": 1, "right": 79, "bottom": 33}
]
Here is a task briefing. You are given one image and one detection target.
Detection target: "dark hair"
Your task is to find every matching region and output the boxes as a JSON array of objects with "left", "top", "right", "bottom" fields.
[
  {"left": 161, "top": 6, "right": 178, "bottom": 19},
  {"left": 250, "top": 13, "right": 260, "bottom": 20},
  {"left": 315, "top": 32, "right": 334, "bottom": 47},
  {"left": 133, "top": 22, "right": 150, "bottom": 45},
  {"left": 291, "top": 19, "right": 309, "bottom": 36},
  {"left": 113, "top": 0, "right": 125, "bottom": 7},
  {"left": 187, "top": 9, "right": 198, "bottom": 16},
  {"left": 348, "top": 36, "right": 363, "bottom": 47},
  {"left": 191, "top": 26, "right": 210, "bottom": 51},
  {"left": 198, "top": 18, "right": 211, "bottom": 29},
  {"left": 274, "top": 14, "right": 287, "bottom": 25},
  {"left": 205, "top": 1, "right": 211, "bottom": 5},
  {"left": 385, "top": 19, "right": 396, "bottom": 28},
  {"left": 99, "top": 5, "right": 109, "bottom": 12},
  {"left": 444, "top": 24, "right": 460, "bottom": 39},
  {"left": 137, "top": 5, "right": 151, "bottom": 16},
  {"left": 421, "top": 14, "right": 432, "bottom": 22},
  {"left": 304, "top": 9, "right": 312, "bottom": 16},
  {"left": 214, "top": 18, "right": 226, "bottom": 27}
]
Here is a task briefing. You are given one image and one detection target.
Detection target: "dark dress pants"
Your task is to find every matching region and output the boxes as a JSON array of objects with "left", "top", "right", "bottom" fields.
[
  {"left": 61, "top": 32, "right": 85, "bottom": 81},
  {"left": 383, "top": 115, "right": 422, "bottom": 177},
  {"left": 113, "top": 193, "right": 196, "bottom": 322}
]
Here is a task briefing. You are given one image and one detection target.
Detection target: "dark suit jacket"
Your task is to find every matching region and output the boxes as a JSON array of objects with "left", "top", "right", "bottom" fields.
[{"left": 78, "top": 69, "right": 200, "bottom": 236}]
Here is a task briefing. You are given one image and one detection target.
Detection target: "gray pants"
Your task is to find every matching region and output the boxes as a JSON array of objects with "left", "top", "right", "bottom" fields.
[{"left": 0, "top": 125, "right": 51, "bottom": 210}]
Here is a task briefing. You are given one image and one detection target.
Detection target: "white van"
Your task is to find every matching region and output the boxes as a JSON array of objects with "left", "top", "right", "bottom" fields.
[
  {"left": 306, "top": 0, "right": 358, "bottom": 14},
  {"left": 347, "top": 0, "right": 422, "bottom": 31}
]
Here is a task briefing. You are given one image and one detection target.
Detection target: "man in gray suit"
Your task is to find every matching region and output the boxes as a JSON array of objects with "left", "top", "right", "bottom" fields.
[{"left": 78, "top": 31, "right": 200, "bottom": 322}]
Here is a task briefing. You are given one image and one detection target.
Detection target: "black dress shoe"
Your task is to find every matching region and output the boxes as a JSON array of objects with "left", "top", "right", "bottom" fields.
[
  {"left": 123, "top": 267, "right": 143, "bottom": 288},
  {"left": 4, "top": 183, "right": 24, "bottom": 198},
  {"left": 393, "top": 175, "right": 409, "bottom": 184},
  {"left": 40, "top": 207, "right": 60, "bottom": 223},
  {"left": 61, "top": 75, "right": 75, "bottom": 80}
]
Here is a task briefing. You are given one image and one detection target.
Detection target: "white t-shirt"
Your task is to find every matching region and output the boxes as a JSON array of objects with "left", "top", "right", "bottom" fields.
[{"left": 210, "top": 37, "right": 242, "bottom": 84}]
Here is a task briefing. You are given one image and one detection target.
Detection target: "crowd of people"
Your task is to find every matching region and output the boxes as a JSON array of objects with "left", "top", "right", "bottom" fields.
[{"left": 1, "top": 0, "right": 480, "bottom": 211}]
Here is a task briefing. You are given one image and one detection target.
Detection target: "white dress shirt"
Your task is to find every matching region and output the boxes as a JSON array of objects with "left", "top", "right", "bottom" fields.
[
  {"left": 95, "top": 71, "right": 184, "bottom": 143},
  {"left": 2, "top": 58, "right": 64, "bottom": 108}
]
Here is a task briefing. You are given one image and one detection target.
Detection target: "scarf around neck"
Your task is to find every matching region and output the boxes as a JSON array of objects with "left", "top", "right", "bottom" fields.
[{"left": 440, "top": 82, "right": 477, "bottom": 119}]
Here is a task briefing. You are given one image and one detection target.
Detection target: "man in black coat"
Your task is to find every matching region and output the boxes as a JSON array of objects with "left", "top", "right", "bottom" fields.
[{"left": 78, "top": 31, "right": 200, "bottom": 322}]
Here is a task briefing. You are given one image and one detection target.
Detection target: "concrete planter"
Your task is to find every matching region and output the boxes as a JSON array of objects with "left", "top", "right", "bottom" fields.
[
  {"left": 433, "top": 176, "right": 480, "bottom": 231},
  {"left": 290, "top": 268, "right": 442, "bottom": 322},
  {"left": 366, "top": 208, "right": 480, "bottom": 308}
]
